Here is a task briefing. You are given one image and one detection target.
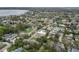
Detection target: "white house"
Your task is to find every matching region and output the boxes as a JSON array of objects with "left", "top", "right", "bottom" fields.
[
  {"left": 3, "top": 33, "right": 17, "bottom": 44},
  {"left": 36, "top": 29, "right": 47, "bottom": 37}
]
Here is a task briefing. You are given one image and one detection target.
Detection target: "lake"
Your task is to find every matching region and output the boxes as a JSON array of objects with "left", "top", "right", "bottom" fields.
[{"left": 0, "top": 10, "right": 27, "bottom": 16}]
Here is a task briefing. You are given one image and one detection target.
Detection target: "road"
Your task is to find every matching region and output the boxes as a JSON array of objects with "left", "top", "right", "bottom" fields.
[{"left": 0, "top": 42, "right": 11, "bottom": 52}]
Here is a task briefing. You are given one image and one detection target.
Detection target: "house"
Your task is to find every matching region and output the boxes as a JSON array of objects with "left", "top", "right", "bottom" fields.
[
  {"left": 54, "top": 42, "right": 65, "bottom": 52},
  {"left": 62, "top": 19, "right": 71, "bottom": 27},
  {"left": 1, "top": 20, "right": 12, "bottom": 25},
  {"left": 3, "top": 33, "right": 17, "bottom": 44},
  {"left": 36, "top": 29, "right": 47, "bottom": 37},
  {"left": 14, "top": 47, "right": 23, "bottom": 52},
  {"left": 59, "top": 24, "right": 66, "bottom": 28},
  {"left": 0, "top": 18, "right": 4, "bottom": 23},
  {"left": 75, "top": 35, "right": 79, "bottom": 41},
  {"left": 64, "top": 34, "right": 74, "bottom": 40},
  {"left": 62, "top": 19, "right": 68, "bottom": 24},
  {"left": 47, "top": 26, "right": 53, "bottom": 31},
  {"left": 49, "top": 27, "right": 64, "bottom": 35}
]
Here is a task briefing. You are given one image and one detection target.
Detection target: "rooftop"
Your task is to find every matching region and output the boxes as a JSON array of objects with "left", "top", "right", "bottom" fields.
[{"left": 14, "top": 48, "right": 23, "bottom": 52}]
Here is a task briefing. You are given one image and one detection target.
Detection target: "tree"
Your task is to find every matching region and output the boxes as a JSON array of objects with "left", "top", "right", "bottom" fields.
[
  {"left": 36, "top": 36, "right": 48, "bottom": 44},
  {"left": 0, "top": 36, "right": 3, "bottom": 41},
  {"left": 7, "top": 38, "right": 24, "bottom": 52},
  {"left": 15, "top": 38, "right": 24, "bottom": 47},
  {"left": 16, "top": 23, "right": 25, "bottom": 31}
]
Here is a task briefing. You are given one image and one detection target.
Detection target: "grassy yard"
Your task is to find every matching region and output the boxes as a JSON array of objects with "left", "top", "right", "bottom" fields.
[
  {"left": 0, "top": 26, "right": 7, "bottom": 35},
  {"left": 0, "top": 26, "right": 6, "bottom": 29},
  {"left": 25, "top": 28, "right": 32, "bottom": 33}
]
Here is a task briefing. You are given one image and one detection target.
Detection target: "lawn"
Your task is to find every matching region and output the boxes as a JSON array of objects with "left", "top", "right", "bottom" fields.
[
  {"left": 0, "top": 26, "right": 6, "bottom": 29},
  {"left": 0, "top": 26, "right": 7, "bottom": 35},
  {"left": 25, "top": 28, "right": 32, "bottom": 33}
]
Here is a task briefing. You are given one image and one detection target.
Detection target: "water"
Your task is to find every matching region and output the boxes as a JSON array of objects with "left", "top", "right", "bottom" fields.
[{"left": 0, "top": 10, "right": 27, "bottom": 16}]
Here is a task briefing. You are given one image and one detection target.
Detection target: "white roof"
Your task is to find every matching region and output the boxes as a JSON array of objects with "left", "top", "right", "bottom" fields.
[
  {"left": 3, "top": 33, "right": 17, "bottom": 41},
  {"left": 37, "top": 30, "right": 46, "bottom": 35}
]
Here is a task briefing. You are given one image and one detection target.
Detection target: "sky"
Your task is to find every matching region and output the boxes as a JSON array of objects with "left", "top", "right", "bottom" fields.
[{"left": 0, "top": 0, "right": 79, "bottom": 7}]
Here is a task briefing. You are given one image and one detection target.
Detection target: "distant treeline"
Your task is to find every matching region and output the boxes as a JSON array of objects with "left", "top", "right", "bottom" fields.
[{"left": 0, "top": 7, "right": 79, "bottom": 12}]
